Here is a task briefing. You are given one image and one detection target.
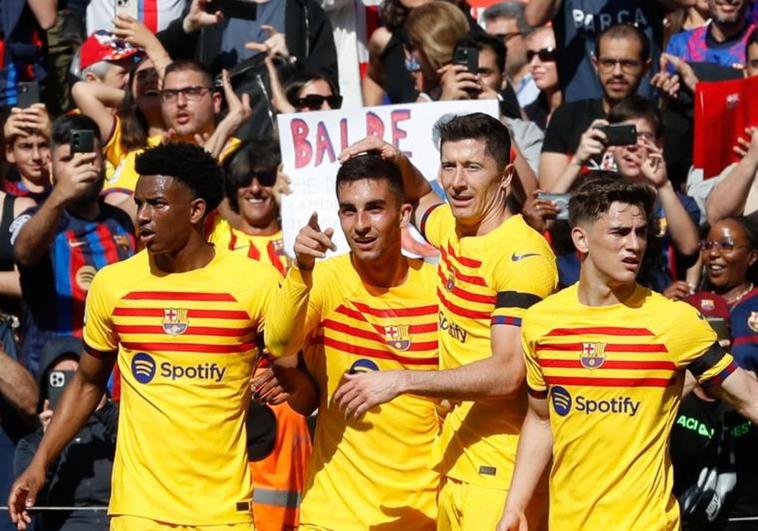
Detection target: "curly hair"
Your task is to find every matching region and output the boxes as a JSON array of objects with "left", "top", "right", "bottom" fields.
[
  {"left": 135, "top": 143, "right": 224, "bottom": 211},
  {"left": 568, "top": 174, "right": 656, "bottom": 228}
]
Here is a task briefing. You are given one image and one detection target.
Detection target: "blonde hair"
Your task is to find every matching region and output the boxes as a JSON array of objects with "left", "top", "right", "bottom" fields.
[{"left": 406, "top": 1, "right": 470, "bottom": 72}]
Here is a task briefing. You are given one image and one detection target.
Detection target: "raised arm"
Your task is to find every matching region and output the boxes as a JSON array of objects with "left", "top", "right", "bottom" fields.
[
  {"left": 8, "top": 350, "right": 115, "bottom": 529},
  {"left": 0, "top": 351, "right": 38, "bottom": 425},
  {"left": 706, "top": 128, "right": 758, "bottom": 224},
  {"left": 70, "top": 82, "right": 123, "bottom": 143}
]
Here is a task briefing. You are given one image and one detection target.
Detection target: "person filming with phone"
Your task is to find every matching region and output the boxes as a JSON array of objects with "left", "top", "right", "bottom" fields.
[
  {"left": 11, "top": 115, "right": 135, "bottom": 376},
  {"left": 13, "top": 336, "right": 116, "bottom": 531}
]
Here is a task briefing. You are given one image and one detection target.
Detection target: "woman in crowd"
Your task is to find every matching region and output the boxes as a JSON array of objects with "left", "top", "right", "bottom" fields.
[{"left": 523, "top": 26, "right": 562, "bottom": 131}]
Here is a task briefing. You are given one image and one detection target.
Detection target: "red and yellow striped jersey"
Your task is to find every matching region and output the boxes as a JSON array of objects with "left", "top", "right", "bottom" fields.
[
  {"left": 420, "top": 204, "right": 558, "bottom": 487},
  {"left": 266, "top": 254, "right": 441, "bottom": 530},
  {"left": 82, "top": 249, "right": 280, "bottom": 525},
  {"left": 207, "top": 216, "right": 289, "bottom": 276},
  {"left": 522, "top": 284, "right": 737, "bottom": 530}
]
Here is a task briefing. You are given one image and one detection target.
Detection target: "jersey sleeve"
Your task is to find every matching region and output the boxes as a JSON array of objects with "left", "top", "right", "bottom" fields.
[
  {"left": 418, "top": 203, "right": 450, "bottom": 248},
  {"left": 82, "top": 270, "right": 119, "bottom": 357},
  {"left": 247, "top": 261, "right": 285, "bottom": 335},
  {"left": 103, "top": 116, "right": 126, "bottom": 168},
  {"left": 522, "top": 312, "right": 547, "bottom": 397},
  {"left": 491, "top": 239, "right": 557, "bottom": 328}
]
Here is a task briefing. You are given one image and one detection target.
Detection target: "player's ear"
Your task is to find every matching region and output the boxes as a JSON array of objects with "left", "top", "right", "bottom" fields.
[
  {"left": 571, "top": 225, "right": 589, "bottom": 254},
  {"left": 748, "top": 248, "right": 758, "bottom": 268},
  {"left": 399, "top": 202, "right": 412, "bottom": 228},
  {"left": 500, "top": 163, "right": 514, "bottom": 190},
  {"left": 189, "top": 197, "right": 207, "bottom": 225}
]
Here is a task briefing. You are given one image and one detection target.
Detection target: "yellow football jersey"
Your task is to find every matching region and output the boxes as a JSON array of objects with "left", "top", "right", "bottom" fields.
[
  {"left": 266, "top": 254, "right": 441, "bottom": 530},
  {"left": 83, "top": 249, "right": 281, "bottom": 525},
  {"left": 207, "top": 216, "right": 289, "bottom": 276},
  {"left": 522, "top": 284, "right": 737, "bottom": 530},
  {"left": 420, "top": 204, "right": 558, "bottom": 488}
]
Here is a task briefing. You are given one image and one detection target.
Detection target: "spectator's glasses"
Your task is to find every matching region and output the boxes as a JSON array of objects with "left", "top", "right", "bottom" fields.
[
  {"left": 295, "top": 94, "right": 343, "bottom": 110},
  {"left": 699, "top": 240, "right": 749, "bottom": 253},
  {"left": 596, "top": 57, "right": 643, "bottom": 73},
  {"left": 494, "top": 31, "right": 522, "bottom": 43},
  {"left": 250, "top": 171, "right": 277, "bottom": 187},
  {"left": 160, "top": 86, "right": 212, "bottom": 103},
  {"left": 526, "top": 47, "right": 557, "bottom": 63}
]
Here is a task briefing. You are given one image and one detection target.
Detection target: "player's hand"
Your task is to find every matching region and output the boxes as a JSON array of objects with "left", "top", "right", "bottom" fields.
[
  {"left": 113, "top": 15, "right": 158, "bottom": 51},
  {"left": 662, "top": 280, "right": 694, "bottom": 301},
  {"left": 183, "top": 0, "right": 223, "bottom": 34},
  {"left": 251, "top": 368, "right": 289, "bottom": 405},
  {"left": 734, "top": 127, "right": 758, "bottom": 164},
  {"left": 638, "top": 139, "right": 668, "bottom": 189},
  {"left": 219, "top": 69, "right": 252, "bottom": 131},
  {"left": 294, "top": 212, "right": 336, "bottom": 271},
  {"left": 573, "top": 119, "right": 609, "bottom": 165},
  {"left": 332, "top": 370, "right": 403, "bottom": 420},
  {"left": 339, "top": 136, "right": 401, "bottom": 166},
  {"left": 521, "top": 190, "right": 560, "bottom": 233},
  {"left": 4, "top": 105, "right": 51, "bottom": 140},
  {"left": 438, "top": 64, "right": 481, "bottom": 101},
  {"left": 496, "top": 510, "right": 528, "bottom": 531},
  {"left": 8, "top": 462, "right": 46, "bottom": 530},
  {"left": 39, "top": 399, "right": 53, "bottom": 432},
  {"left": 264, "top": 55, "right": 295, "bottom": 114},
  {"left": 272, "top": 164, "right": 292, "bottom": 205},
  {"left": 50, "top": 152, "right": 101, "bottom": 205},
  {"left": 245, "top": 25, "right": 290, "bottom": 58}
]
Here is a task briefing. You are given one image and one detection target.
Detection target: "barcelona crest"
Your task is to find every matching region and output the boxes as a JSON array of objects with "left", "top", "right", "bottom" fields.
[
  {"left": 749, "top": 312, "right": 758, "bottom": 333},
  {"left": 580, "top": 342, "right": 606, "bottom": 369},
  {"left": 445, "top": 271, "right": 455, "bottom": 291},
  {"left": 384, "top": 325, "right": 411, "bottom": 351},
  {"left": 162, "top": 308, "right": 189, "bottom": 336}
]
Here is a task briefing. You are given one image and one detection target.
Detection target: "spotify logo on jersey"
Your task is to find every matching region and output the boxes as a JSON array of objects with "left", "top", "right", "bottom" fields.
[
  {"left": 551, "top": 386, "right": 572, "bottom": 417},
  {"left": 132, "top": 352, "right": 157, "bottom": 384}
]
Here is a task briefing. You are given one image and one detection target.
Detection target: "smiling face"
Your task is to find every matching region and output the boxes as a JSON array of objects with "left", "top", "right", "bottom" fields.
[
  {"left": 132, "top": 59, "right": 161, "bottom": 113},
  {"left": 236, "top": 173, "right": 279, "bottom": 229},
  {"left": 708, "top": 0, "right": 748, "bottom": 24},
  {"left": 527, "top": 27, "right": 559, "bottom": 92},
  {"left": 337, "top": 178, "right": 410, "bottom": 265},
  {"left": 703, "top": 219, "right": 757, "bottom": 292},
  {"left": 573, "top": 201, "right": 648, "bottom": 288},
  {"left": 438, "top": 138, "right": 511, "bottom": 230}
]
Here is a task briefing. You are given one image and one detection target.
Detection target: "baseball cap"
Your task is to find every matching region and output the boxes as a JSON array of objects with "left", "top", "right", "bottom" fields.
[{"left": 79, "top": 30, "right": 142, "bottom": 71}]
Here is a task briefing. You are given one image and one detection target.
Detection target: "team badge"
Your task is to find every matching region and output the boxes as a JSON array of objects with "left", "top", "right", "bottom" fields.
[
  {"left": 749, "top": 312, "right": 758, "bottom": 333},
  {"left": 700, "top": 299, "right": 715, "bottom": 311},
  {"left": 384, "top": 325, "right": 411, "bottom": 351},
  {"left": 162, "top": 308, "right": 189, "bottom": 336},
  {"left": 445, "top": 271, "right": 455, "bottom": 291},
  {"left": 272, "top": 239, "right": 286, "bottom": 256},
  {"left": 113, "top": 234, "right": 132, "bottom": 250},
  {"left": 580, "top": 342, "right": 606, "bottom": 369}
]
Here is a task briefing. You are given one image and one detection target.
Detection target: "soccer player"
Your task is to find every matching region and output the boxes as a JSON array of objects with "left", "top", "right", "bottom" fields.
[
  {"left": 9, "top": 142, "right": 281, "bottom": 531},
  {"left": 332, "top": 113, "right": 558, "bottom": 530},
  {"left": 264, "top": 153, "right": 441, "bottom": 530},
  {"left": 497, "top": 177, "right": 758, "bottom": 531}
]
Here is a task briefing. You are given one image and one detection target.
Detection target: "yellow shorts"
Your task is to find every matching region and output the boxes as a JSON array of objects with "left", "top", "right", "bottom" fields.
[
  {"left": 110, "top": 515, "right": 254, "bottom": 531},
  {"left": 437, "top": 477, "right": 548, "bottom": 531}
]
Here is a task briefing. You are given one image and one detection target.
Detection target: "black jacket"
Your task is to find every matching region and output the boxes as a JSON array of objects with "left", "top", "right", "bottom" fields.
[{"left": 157, "top": 0, "right": 338, "bottom": 85}]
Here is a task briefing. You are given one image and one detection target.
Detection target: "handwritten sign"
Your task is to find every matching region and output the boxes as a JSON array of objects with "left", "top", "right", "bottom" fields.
[{"left": 277, "top": 99, "right": 499, "bottom": 255}]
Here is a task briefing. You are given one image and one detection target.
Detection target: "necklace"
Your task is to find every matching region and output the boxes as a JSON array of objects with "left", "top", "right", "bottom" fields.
[{"left": 728, "top": 282, "right": 754, "bottom": 306}]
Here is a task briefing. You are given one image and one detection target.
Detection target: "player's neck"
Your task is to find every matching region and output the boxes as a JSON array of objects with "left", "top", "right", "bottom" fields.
[
  {"left": 457, "top": 202, "right": 511, "bottom": 238},
  {"left": 238, "top": 217, "right": 280, "bottom": 236},
  {"left": 154, "top": 238, "right": 216, "bottom": 273},
  {"left": 352, "top": 249, "right": 409, "bottom": 288},
  {"left": 578, "top": 270, "right": 637, "bottom": 307},
  {"left": 710, "top": 17, "right": 747, "bottom": 43}
]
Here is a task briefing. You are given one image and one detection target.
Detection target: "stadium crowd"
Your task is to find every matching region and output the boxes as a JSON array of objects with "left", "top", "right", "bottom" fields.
[{"left": 2, "top": 0, "right": 758, "bottom": 529}]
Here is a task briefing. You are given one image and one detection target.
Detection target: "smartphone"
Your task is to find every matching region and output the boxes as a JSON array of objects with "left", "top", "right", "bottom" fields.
[
  {"left": 453, "top": 44, "right": 479, "bottom": 75},
  {"left": 204, "top": 0, "right": 258, "bottom": 20},
  {"left": 71, "top": 129, "right": 95, "bottom": 153},
  {"left": 114, "top": 0, "right": 139, "bottom": 19},
  {"left": 598, "top": 124, "right": 637, "bottom": 146},
  {"left": 48, "top": 370, "right": 76, "bottom": 409},
  {"left": 17, "top": 82, "right": 40, "bottom": 108},
  {"left": 537, "top": 192, "right": 572, "bottom": 221}
]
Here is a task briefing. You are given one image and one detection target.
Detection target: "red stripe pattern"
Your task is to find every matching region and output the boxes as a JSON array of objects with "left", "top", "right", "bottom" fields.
[{"left": 544, "top": 375, "right": 675, "bottom": 388}]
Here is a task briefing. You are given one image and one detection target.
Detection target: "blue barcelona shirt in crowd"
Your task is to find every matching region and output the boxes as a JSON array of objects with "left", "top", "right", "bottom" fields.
[
  {"left": 666, "top": 22, "right": 758, "bottom": 70},
  {"left": 10, "top": 202, "right": 135, "bottom": 375},
  {"left": 0, "top": 1, "right": 47, "bottom": 108},
  {"left": 731, "top": 288, "right": 758, "bottom": 373}
]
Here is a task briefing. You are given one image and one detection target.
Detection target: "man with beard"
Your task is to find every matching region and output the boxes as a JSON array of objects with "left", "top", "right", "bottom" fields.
[
  {"left": 12, "top": 114, "right": 135, "bottom": 376},
  {"left": 539, "top": 23, "right": 652, "bottom": 191},
  {"left": 667, "top": 0, "right": 756, "bottom": 69}
]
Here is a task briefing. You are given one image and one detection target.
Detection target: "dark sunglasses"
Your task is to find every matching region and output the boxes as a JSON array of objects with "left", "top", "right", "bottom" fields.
[
  {"left": 526, "top": 47, "right": 557, "bottom": 63},
  {"left": 251, "top": 171, "right": 277, "bottom": 187},
  {"left": 295, "top": 94, "right": 343, "bottom": 110}
]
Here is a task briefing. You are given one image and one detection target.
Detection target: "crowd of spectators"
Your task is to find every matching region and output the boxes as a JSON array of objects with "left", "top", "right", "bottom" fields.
[{"left": 2, "top": 0, "right": 758, "bottom": 529}]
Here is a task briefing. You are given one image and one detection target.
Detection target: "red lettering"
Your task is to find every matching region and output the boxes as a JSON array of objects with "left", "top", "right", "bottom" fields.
[
  {"left": 340, "top": 118, "right": 348, "bottom": 152},
  {"left": 366, "top": 112, "right": 385, "bottom": 138},
  {"left": 391, "top": 109, "right": 411, "bottom": 156},
  {"left": 291, "top": 119, "right": 312, "bottom": 169},
  {"left": 314, "top": 122, "right": 336, "bottom": 166}
]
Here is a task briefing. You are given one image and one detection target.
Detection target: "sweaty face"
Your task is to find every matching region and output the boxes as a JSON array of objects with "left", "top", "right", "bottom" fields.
[
  {"left": 708, "top": 0, "right": 748, "bottom": 24},
  {"left": 527, "top": 28, "right": 559, "bottom": 92},
  {"left": 578, "top": 201, "right": 648, "bottom": 287},
  {"left": 6, "top": 133, "right": 50, "bottom": 184},
  {"left": 477, "top": 47, "right": 504, "bottom": 94},
  {"left": 161, "top": 69, "right": 217, "bottom": 138},
  {"left": 135, "top": 175, "right": 198, "bottom": 255},
  {"left": 594, "top": 37, "right": 647, "bottom": 103},
  {"left": 439, "top": 138, "right": 509, "bottom": 230},
  {"left": 611, "top": 118, "right": 658, "bottom": 181},
  {"left": 237, "top": 174, "right": 279, "bottom": 228},
  {"left": 337, "top": 178, "right": 409, "bottom": 265},
  {"left": 703, "top": 219, "right": 757, "bottom": 292}
]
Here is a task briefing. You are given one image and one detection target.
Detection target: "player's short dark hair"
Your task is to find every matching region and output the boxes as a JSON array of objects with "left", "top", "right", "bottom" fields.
[
  {"left": 135, "top": 143, "right": 224, "bottom": 211},
  {"left": 51, "top": 114, "right": 102, "bottom": 150},
  {"left": 335, "top": 153, "right": 405, "bottom": 202},
  {"left": 595, "top": 23, "right": 650, "bottom": 62},
  {"left": 568, "top": 174, "right": 656, "bottom": 228},
  {"left": 607, "top": 95, "right": 664, "bottom": 139},
  {"left": 436, "top": 112, "right": 512, "bottom": 170},
  {"left": 164, "top": 60, "right": 214, "bottom": 89},
  {"left": 223, "top": 140, "right": 282, "bottom": 213},
  {"left": 747, "top": 27, "right": 758, "bottom": 55}
]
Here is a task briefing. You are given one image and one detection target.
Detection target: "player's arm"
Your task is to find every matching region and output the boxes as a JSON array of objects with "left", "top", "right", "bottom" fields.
[
  {"left": 0, "top": 350, "right": 38, "bottom": 425},
  {"left": 497, "top": 393, "right": 553, "bottom": 531},
  {"left": 264, "top": 213, "right": 335, "bottom": 358},
  {"left": 252, "top": 354, "right": 321, "bottom": 416},
  {"left": 523, "top": 0, "right": 561, "bottom": 26},
  {"left": 8, "top": 350, "right": 115, "bottom": 529},
  {"left": 338, "top": 136, "right": 442, "bottom": 228},
  {"left": 708, "top": 367, "right": 758, "bottom": 423}
]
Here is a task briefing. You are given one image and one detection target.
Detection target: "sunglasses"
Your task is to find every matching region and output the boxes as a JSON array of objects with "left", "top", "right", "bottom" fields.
[
  {"left": 295, "top": 94, "right": 343, "bottom": 110},
  {"left": 526, "top": 47, "right": 557, "bottom": 63},
  {"left": 699, "top": 240, "right": 750, "bottom": 252},
  {"left": 251, "top": 171, "right": 277, "bottom": 187}
]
